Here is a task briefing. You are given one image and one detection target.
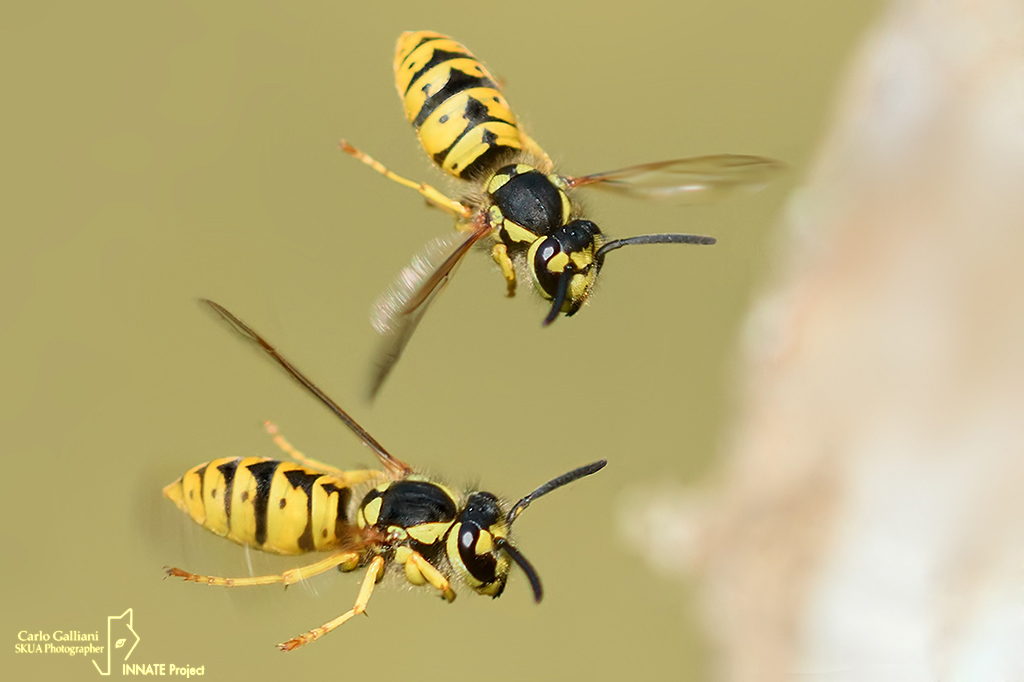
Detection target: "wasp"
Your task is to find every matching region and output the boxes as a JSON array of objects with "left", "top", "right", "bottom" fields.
[
  {"left": 163, "top": 300, "right": 605, "bottom": 651},
  {"left": 341, "top": 31, "right": 782, "bottom": 395}
]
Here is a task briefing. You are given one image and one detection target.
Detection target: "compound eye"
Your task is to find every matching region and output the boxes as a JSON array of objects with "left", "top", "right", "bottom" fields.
[
  {"left": 531, "top": 236, "right": 564, "bottom": 298},
  {"left": 457, "top": 523, "right": 498, "bottom": 584}
]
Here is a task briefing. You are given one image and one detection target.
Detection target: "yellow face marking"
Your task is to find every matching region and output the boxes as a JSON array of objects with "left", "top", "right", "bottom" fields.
[
  {"left": 475, "top": 530, "right": 493, "bottom": 555},
  {"left": 361, "top": 497, "right": 382, "bottom": 527},
  {"left": 406, "top": 522, "right": 453, "bottom": 546},
  {"left": 570, "top": 251, "right": 594, "bottom": 270},
  {"left": 476, "top": 578, "right": 505, "bottom": 597},
  {"left": 546, "top": 252, "right": 569, "bottom": 274},
  {"left": 568, "top": 271, "right": 596, "bottom": 306}
]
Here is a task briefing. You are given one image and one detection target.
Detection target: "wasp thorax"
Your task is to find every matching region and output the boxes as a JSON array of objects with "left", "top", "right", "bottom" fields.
[
  {"left": 527, "top": 220, "right": 603, "bottom": 313},
  {"left": 356, "top": 479, "right": 459, "bottom": 549},
  {"left": 446, "top": 491, "right": 511, "bottom": 597},
  {"left": 486, "top": 164, "right": 571, "bottom": 244}
]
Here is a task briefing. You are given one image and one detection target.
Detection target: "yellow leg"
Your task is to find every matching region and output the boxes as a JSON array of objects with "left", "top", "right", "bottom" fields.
[
  {"left": 278, "top": 555, "right": 386, "bottom": 651},
  {"left": 407, "top": 551, "right": 456, "bottom": 602},
  {"left": 263, "top": 421, "right": 384, "bottom": 485},
  {"left": 165, "top": 551, "right": 361, "bottom": 588},
  {"left": 339, "top": 140, "right": 472, "bottom": 219},
  {"left": 491, "top": 243, "right": 517, "bottom": 297}
]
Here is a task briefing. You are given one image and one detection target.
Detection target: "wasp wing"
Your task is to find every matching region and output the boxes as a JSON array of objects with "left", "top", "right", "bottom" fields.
[
  {"left": 369, "top": 225, "right": 490, "bottom": 398},
  {"left": 564, "top": 154, "right": 783, "bottom": 204},
  {"left": 203, "top": 300, "right": 414, "bottom": 478}
]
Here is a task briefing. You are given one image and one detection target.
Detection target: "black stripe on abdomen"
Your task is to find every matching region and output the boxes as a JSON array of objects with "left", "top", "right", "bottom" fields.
[
  {"left": 217, "top": 459, "right": 239, "bottom": 526},
  {"left": 404, "top": 48, "right": 472, "bottom": 96},
  {"left": 246, "top": 460, "right": 279, "bottom": 546},
  {"left": 283, "top": 469, "right": 321, "bottom": 552},
  {"left": 321, "top": 482, "right": 352, "bottom": 546},
  {"left": 430, "top": 97, "right": 514, "bottom": 175},
  {"left": 413, "top": 68, "right": 498, "bottom": 129},
  {"left": 192, "top": 463, "right": 208, "bottom": 506}
]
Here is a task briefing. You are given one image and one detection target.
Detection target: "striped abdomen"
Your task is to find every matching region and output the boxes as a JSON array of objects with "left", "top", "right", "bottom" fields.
[
  {"left": 394, "top": 31, "right": 523, "bottom": 179},
  {"left": 164, "top": 457, "right": 353, "bottom": 555}
]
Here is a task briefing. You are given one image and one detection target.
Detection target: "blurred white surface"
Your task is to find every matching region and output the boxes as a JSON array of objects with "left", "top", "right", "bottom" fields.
[{"left": 623, "top": 1, "right": 1024, "bottom": 680}]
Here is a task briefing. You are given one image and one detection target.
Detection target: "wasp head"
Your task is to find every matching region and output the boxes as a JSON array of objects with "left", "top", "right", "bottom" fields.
[{"left": 528, "top": 219, "right": 604, "bottom": 324}]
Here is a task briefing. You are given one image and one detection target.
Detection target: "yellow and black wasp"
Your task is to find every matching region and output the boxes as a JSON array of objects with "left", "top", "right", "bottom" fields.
[
  {"left": 341, "top": 31, "right": 782, "bottom": 395},
  {"left": 163, "top": 300, "right": 605, "bottom": 651}
]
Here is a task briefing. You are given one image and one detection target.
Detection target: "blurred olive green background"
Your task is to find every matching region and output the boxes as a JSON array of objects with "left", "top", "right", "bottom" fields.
[{"left": 3, "top": 1, "right": 879, "bottom": 680}]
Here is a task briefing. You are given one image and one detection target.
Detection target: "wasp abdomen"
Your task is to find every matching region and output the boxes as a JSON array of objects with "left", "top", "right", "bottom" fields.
[
  {"left": 394, "top": 31, "right": 523, "bottom": 179},
  {"left": 164, "top": 457, "right": 353, "bottom": 556}
]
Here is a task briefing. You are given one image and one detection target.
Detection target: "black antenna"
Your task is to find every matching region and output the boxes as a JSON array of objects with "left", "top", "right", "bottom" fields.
[
  {"left": 596, "top": 233, "right": 716, "bottom": 262},
  {"left": 494, "top": 537, "right": 543, "bottom": 602},
  {"left": 507, "top": 460, "right": 607, "bottom": 525},
  {"left": 497, "top": 459, "right": 606, "bottom": 602},
  {"left": 542, "top": 263, "right": 576, "bottom": 327}
]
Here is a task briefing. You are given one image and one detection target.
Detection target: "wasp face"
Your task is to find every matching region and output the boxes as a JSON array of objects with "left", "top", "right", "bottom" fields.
[
  {"left": 485, "top": 164, "right": 571, "bottom": 245},
  {"left": 527, "top": 219, "right": 603, "bottom": 315},
  {"left": 445, "top": 492, "right": 512, "bottom": 598}
]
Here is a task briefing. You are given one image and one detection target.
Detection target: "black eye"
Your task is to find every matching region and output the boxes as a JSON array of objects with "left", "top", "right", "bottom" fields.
[
  {"left": 532, "top": 237, "right": 562, "bottom": 297},
  {"left": 458, "top": 526, "right": 475, "bottom": 550},
  {"left": 457, "top": 523, "right": 497, "bottom": 584}
]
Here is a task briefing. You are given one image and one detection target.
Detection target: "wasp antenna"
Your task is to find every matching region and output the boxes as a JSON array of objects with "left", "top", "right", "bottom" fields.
[
  {"left": 595, "top": 233, "right": 716, "bottom": 262},
  {"left": 542, "top": 264, "right": 576, "bottom": 327},
  {"left": 507, "top": 460, "right": 607, "bottom": 526},
  {"left": 494, "top": 537, "right": 543, "bottom": 603}
]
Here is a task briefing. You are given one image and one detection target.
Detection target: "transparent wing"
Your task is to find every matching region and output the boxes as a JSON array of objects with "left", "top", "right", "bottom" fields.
[
  {"left": 369, "top": 225, "right": 490, "bottom": 398},
  {"left": 563, "top": 154, "right": 783, "bottom": 204}
]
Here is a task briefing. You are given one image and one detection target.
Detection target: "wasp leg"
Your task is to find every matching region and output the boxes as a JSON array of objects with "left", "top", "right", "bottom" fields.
[
  {"left": 165, "top": 551, "right": 361, "bottom": 588},
  {"left": 519, "top": 130, "right": 554, "bottom": 174},
  {"left": 404, "top": 550, "right": 457, "bottom": 602},
  {"left": 338, "top": 140, "right": 472, "bottom": 219},
  {"left": 491, "top": 243, "right": 517, "bottom": 297},
  {"left": 277, "top": 554, "right": 386, "bottom": 651},
  {"left": 263, "top": 421, "right": 384, "bottom": 485}
]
